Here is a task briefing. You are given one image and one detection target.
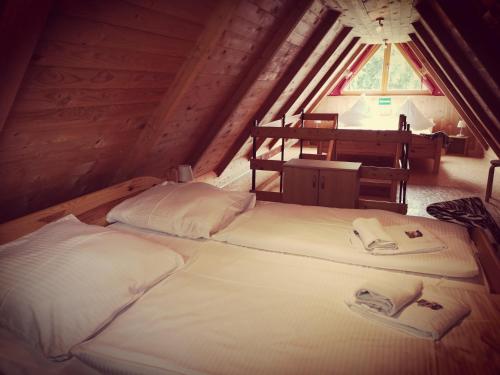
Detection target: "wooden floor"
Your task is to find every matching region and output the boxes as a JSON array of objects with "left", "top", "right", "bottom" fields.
[
  {"left": 407, "top": 150, "right": 499, "bottom": 221},
  {"left": 240, "top": 145, "right": 499, "bottom": 223}
]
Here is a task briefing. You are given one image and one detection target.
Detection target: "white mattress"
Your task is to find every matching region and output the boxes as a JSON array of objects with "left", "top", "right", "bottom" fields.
[
  {"left": 212, "top": 202, "right": 479, "bottom": 278},
  {"left": 71, "top": 235, "right": 499, "bottom": 375}
]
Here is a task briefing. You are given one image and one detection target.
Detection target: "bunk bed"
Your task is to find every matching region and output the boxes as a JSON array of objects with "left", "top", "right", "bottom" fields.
[
  {"left": 0, "top": 177, "right": 499, "bottom": 374},
  {"left": 250, "top": 112, "right": 411, "bottom": 213}
]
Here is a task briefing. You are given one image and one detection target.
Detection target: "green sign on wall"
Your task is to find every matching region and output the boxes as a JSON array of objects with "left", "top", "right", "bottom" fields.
[{"left": 378, "top": 97, "right": 391, "bottom": 106}]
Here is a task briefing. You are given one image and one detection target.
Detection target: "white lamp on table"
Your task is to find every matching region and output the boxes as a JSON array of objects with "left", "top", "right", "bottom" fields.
[{"left": 457, "top": 120, "right": 466, "bottom": 137}]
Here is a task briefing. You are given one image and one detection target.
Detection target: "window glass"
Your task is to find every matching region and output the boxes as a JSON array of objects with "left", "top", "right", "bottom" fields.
[
  {"left": 388, "top": 46, "right": 425, "bottom": 90},
  {"left": 345, "top": 47, "right": 383, "bottom": 91}
]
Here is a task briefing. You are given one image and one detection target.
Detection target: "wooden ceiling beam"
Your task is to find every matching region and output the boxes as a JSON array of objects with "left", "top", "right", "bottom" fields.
[
  {"left": 263, "top": 37, "right": 362, "bottom": 153},
  {"left": 0, "top": 0, "right": 54, "bottom": 134},
  {"left": 408, "top": 35, "right": 491, "bottom": 152},
  {"left": 188, "top": 0, "right": 314, "bottom": 175},
  {"left": 212, "top": 8, "right": 341, "bottom": 175},
  {"left": 434, "top": 0, "right": 500, "bottom": 91},
  {"left": 251, "top": 25, "right": 352, "bottom": 155},
  {"left": 112, "top": 0, "right": 239, "bottom": 183},
  {"left": 412, "top": 22, "right": 499, "bottom": 154},
  {"left": 305, "top": 38, "right": 363, "bottom": 113},
  {"left": 415, "top": 4, "right": 500, "bottom": 139}
]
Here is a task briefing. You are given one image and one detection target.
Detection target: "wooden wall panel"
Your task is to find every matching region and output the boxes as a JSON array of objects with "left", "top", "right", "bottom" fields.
[
  {"left": 136, "top": 0, "right": 297, "bottom": 178},
  {"left": 0, "top": 0, "right": 208, "bottom": 223}
]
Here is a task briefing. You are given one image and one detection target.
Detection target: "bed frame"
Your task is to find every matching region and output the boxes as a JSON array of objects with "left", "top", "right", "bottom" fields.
[
  {"left": 0, "top": 176, "right": 161, "bottom": 245},
  {"left": 250, "top": 112, "right": 411, "bottom": 214},
  {"left": 0, "top": 175, "right": 498, "bottom": 294}
]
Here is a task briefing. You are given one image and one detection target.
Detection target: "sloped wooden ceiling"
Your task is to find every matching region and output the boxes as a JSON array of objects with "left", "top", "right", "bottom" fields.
[{"left": 0, "top": 0, "right": 498, "bottom": 223}]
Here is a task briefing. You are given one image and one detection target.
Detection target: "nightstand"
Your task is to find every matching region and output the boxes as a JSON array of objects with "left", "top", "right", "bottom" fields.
[{"left": 446, "top": 135, "right": 468, "bottom": 155}]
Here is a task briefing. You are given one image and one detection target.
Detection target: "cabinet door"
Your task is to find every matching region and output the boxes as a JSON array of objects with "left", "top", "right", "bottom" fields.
[
  {"left": 318, "top": 170, "right": 358, "bottom": 208},
  {"left": 283, "top": 167, "right": 319, "bottom": 205}
]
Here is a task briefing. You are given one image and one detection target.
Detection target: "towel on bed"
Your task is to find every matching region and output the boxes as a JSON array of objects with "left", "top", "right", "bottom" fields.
[
  {"left": 354, "top": 278, "right": 423, "bottom": 316},
  {"left": 346, "top": 291, "right": 470, "bottom": 340},
  {"left": 352, "top": 218, "right": 397, "bottom": 251}
]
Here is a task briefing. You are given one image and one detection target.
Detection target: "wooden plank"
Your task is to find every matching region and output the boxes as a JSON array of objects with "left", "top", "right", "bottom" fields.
[
  {"left": 214, "top": 9, "right": 340, "bottom": 175},
  {"left": 43, "top": 14, "right": 195, "bottom": 57},
  {"left": 250, "top": 159, "right": 285, "bottom": 172},
  {"left": 408, "top": 33, "right": 494, "bottom": 153},
  {"left": 112, "top": 0, "right": 239, "bottom": 182},
  {"left": 22, "top": 66, "right": 174, "bottom": 90},
  {"left": 303, "top": 113, "right": 338, "bottom": 122},
  {"left": 359, "top": 166, "right": 410, "bottom": 181},
  {"left": 186, "top": 0, "right": 315, "bottom": 175},
  {"left": 470, "top": 227, "right": 500, "bottom": 294},
  {"left": 358, "top": 199, "right": 407, "bottom": 214},
  {"left": 0, "top": 176, "right": 161, "bottom": 244},
  {"left": 252, "top": 128, "right": 412, "bottom": 143},
  {"left": 56, "top": 0, "right": 203, "bottom": 41},
  {"left": 253, "top": 190, "right": 283, "bottom": 203},
  {"left": 33, "top": 40, "right": 185, "bottom": 73},
  {"left": 300, "top": 153, "right": 327, "bottom": 160},
  {"left": 13, "top": 87, "right": 165, "bottom": 111},
  {"left": 0, "top": 0, "right": 54, "bottom": 134}
]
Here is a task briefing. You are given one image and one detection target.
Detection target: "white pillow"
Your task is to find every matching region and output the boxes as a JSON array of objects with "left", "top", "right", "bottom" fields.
[
  {"left": 0, "top": 215, "right": 184, "bottom": 360},
  {"left": 339, "top": 95, "right": 372, "bottom": 128},
  {"left": 398, "top": 98, "right": 433, "bottom": 131},
  {"left": 106, "top": 182, "right": 256, "bottom": 239}
]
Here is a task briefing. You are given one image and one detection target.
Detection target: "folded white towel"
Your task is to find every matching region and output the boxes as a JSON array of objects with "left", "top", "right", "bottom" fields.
[
  {"left": 352, "top": 218, "right": 397, "bottom": 251},
  {"left": 354, "top": 278, "right": 423, "bottom": 316},
  {"left": 346, "top": 291, "right": 470, "bottom": 340}
]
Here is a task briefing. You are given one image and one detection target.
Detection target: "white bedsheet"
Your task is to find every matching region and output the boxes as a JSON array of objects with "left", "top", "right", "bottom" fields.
[
  {"left": 72, "top": 237, "right": 499, "bottom": 375},
  {"left": 0, "top": 328, "right": 99, "bottom": 375},
  {"left": 212, "top": 202, "right": 479, "bottom": 278}
]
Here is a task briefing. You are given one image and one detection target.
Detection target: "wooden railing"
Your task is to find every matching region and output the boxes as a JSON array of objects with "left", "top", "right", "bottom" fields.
[{"left": 250, "top": 112, "right": 412, "bottom": 213}]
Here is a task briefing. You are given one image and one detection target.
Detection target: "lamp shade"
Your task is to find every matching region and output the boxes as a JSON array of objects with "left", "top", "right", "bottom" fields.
[
  {"left": 457, "top": 120, "right": 466, "bottom": 129},
  {"left": 177, "top": 164, "right": 194, "bottom": 183}
]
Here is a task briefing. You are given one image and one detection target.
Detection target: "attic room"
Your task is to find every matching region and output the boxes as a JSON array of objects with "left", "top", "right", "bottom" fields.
[{"left": 0, "top": 0, "right": 499, "bottom": 374}]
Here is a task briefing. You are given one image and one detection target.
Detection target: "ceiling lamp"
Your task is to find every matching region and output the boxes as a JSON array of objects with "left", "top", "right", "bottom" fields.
[{"left": 376, "top": 17, "right": 384, "bottom": 33}]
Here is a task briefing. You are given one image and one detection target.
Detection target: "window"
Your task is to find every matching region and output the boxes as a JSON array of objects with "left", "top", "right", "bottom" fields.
[
  {"left": 345, "top": 47, "right": 384, "bottom": 91},
  {"left": 388, "top": 46, "right": 423, "bottom": 90},
  {"left": 343, "top": 44, "right": 429, "bottom": 95}
]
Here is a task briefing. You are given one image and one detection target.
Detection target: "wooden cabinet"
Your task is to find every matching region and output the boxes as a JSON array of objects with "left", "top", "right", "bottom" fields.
[
  {"left": 283, "top": 159, "right": 361, "bottom": 208},
  {"left": 446, "top": 135, "right": 468, "bottom": 155}
]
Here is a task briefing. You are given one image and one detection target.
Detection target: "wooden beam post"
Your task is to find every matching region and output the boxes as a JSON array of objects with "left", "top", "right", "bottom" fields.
[
  {"left": 412, "top": 22, "right": 499, "bottom": 155},
  {"left": 112, "top": 0, "right": 239, "bottom": 183},
  {"left": 0, "top": 0, "right": 54, "bottom": 134},
  {"left": 408, "top": 36, "right": 490, "bottom": 151},
  {"left": 217, "top": 11, "right": 343, "bottom": 167},
  {"left": 188, "top": 0, "right": 314, "bottom": 176}
]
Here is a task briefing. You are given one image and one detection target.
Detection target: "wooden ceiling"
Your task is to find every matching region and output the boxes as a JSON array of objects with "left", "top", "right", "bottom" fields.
[
  {"left": 326, "top": 0, "right": 418, "bottom": 43},
  {"left": 0, "top": 0, "right": 498, "bottom": 223}
]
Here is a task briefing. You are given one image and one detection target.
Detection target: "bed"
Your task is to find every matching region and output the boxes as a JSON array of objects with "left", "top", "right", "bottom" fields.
[
  {"left": 1, "top": 177, "right": 499, "bottom": 375},
  {"left": 330, "top": 97, "right": 444, "bottom": 173}
]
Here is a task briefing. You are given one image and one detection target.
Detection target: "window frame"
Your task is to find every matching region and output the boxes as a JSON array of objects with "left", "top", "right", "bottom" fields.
[{"left": 343, "top": 43, "right": 430, "bottom": 96}]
